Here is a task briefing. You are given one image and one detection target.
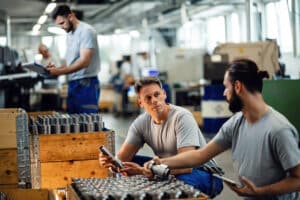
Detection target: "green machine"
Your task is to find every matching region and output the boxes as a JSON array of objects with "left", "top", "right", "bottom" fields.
[{"left": 262, "top": 79, "right": 300, "bottom": 135}]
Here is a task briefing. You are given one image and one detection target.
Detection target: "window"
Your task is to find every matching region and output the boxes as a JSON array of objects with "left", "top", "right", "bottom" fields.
[
  {"left": 265, "top": 0, "right": 292, "bottom": 53},
  {"left": 207, "top": 16, "right": 226, "bottom": 53}
]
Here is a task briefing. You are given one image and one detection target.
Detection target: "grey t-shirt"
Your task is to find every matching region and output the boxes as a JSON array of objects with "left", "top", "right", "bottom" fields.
[
  {"left": 213, "top": 107, "right": 300, "bottom": 200},
  {"left": 125, "top": 104, "right": 215, "bottom": 167},
  {"left": 66, "top": 22, "right": 100, "bottom": 81}
]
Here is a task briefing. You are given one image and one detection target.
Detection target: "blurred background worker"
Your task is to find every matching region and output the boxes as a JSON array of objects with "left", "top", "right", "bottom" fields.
[
  {"left": 37, "top": 43, "right": 61, "bottom": 67},
  {"left": 47, "top": 4, "right": 101, "bottom": 114},
  {"left": 35, "top": 43, "right": 63, "bottom": 111}
]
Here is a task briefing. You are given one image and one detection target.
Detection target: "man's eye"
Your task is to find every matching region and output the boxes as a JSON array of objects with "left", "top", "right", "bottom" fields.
[{"left": 154, "top": 92, "right": 160, "bottom": 97}]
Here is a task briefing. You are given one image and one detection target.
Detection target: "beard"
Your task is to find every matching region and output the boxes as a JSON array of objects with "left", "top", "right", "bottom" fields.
[
  {"left": 228, "top": 90, "right": 243, "bottom": 113},
  {"left": 65, "top": 20, "right": 74, "bottom": 33}
]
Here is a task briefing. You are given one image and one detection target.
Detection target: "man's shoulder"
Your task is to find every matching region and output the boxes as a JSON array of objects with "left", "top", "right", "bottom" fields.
[
  {"left": 170, "top": 104, "right": 192, "bottom": 114},
  {"left": 78, "top": 22, "right": 96, "bottom": 34},
  {"left": 267, "top": 107, "right": 298, "bottom": 134},
  {"left": 133, "top": 112, "right": 151, "bottom": 124}
]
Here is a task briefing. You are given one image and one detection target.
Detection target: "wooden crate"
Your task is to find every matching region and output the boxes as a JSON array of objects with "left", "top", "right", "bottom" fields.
[
  {"left": 0, "top": 188, "right": 54, "bottom": 200},
  {"left": 0, "top": 108, "right": 30, "bottom": 188},
  {"left": 0, "top": 108, "right": 26, "bottom": 149},
  {"left": 32, "top": 131, "right": 114, "bottom": 189},
  {"left": 0, "top": 149, "right": 18, "bottom": 187}
]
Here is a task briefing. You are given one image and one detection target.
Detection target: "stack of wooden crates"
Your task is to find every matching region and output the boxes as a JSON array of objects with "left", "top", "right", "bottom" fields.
[{"left": 0, "top": 108, "right": 114, "bottom": 199}]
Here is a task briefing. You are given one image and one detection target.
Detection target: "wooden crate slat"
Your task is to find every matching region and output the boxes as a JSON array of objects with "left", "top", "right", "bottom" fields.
[
  {"left": 0, "top": 188, "right": 51, "bottom": 200},
  {"left": 39, "top": 132, "right": 108, "bottom": 162},
  {"left": 0, "top": 149, "right": 18, "bottom": 185},
  {"left": 40, "top": 159, "right": 108, "bottom": 189}
]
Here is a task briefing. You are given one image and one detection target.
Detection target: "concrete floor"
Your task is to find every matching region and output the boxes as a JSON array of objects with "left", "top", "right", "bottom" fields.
[{"left": 102, "top": 113, "right": 242, "bottom": 200}]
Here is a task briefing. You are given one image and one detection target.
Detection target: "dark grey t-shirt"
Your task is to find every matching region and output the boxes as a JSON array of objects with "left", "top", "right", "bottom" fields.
[
  {"left": 213, "top": 107, "right": 300, "bottom": 200},
  {"left": 125, "top": 104, "right": 215, "bottom": 167}
]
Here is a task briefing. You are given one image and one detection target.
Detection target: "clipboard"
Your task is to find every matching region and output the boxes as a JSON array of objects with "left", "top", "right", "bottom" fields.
[{"left": 22, "top": 62, "right": 50, "bottom": 77}]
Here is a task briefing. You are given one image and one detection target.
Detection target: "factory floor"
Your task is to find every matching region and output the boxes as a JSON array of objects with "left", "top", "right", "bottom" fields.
[{"left": 102, "top": 112, "right": 242, "bottom": 200}]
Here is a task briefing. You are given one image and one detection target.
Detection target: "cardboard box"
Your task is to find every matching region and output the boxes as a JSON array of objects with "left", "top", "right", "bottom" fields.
[{"left": 192, "top": 111, "right": 203, "bottom": 127}]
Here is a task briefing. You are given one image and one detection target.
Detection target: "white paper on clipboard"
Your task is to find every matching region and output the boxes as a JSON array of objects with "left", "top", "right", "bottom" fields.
[{"left": 22, "top": 62, "right": 48, "bottom": 75}]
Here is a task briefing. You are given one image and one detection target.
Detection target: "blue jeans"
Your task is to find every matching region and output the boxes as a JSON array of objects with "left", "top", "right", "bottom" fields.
[
  {"left": 67, "top": 77, "right": 100, "bottom": 114},
  {"left": 132, "top": 155, "right": 223, "bottom": 198}
]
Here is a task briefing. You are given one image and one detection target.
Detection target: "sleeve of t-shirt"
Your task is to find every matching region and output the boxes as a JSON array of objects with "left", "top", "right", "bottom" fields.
[
  {"left": 79, "top": 27, "right": 96, "bottom": 50},
  {"left": 175, "top": 112, "right": 202, "bottom": 148},
  {"left": 272, "top": 127, "right": 300, "bottom": 171},
  {"left": 213, "top": 113, "right": 242, "bottom": 149},
  {"left": 124, "top": 116, "right": 145, "bottom": 148}
]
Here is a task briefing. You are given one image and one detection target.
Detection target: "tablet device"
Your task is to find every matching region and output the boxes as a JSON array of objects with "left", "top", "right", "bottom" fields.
[
  {"left": 22, "top": 62, "right": 49, "bottom": 76},
  {"left": 212, "top": 174, "right": 242, "bottom": 187},
  {"left": 99, "top": 145, "right": 124, "bottom": 169}
]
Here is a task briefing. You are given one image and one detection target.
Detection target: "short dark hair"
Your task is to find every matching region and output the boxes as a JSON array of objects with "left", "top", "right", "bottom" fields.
[
  {"left": 52, "top": 5, "right": 72, "bottom": 20},
  {"left": 134, "top": 76, "right": 162, "bottom": 94},
  {"left": 227, "top": 59, "right": 269, "bottom": 93}
]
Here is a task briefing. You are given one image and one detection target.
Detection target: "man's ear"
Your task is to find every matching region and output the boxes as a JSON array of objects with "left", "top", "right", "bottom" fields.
[
  {"left": 234, "top": 80, "right": 242, "bottom": 94},
  {"left": 138, "top": 98, "right": 143, "bottom": 108}
]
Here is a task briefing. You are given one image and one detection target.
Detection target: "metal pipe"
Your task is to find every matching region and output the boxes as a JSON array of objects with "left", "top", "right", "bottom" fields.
[
  {"left": 6, "top": 15, "right": 11, "bottom": 47},
  {"left": 245, "top": 0, "right": 251, "bottom": 41}
]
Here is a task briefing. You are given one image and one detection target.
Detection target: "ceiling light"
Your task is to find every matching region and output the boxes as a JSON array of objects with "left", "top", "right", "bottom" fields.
[
  {"left": 130, "top": 30, "right": 140, "bottom": 38},
  {"left": 114, "top": 29, "right": 122, "bottom": 34},
  {"left": 38, "top": 15, "right": 48, "bottom": 24},
  {"left": 32, "top": 24, "right": 41, "bottom": 32},
  {"left": 47, "top": 26, "right": 66, "bottom": 35},
  {"left": 45, "top": 3, "right": 57, "bottom": 14}
]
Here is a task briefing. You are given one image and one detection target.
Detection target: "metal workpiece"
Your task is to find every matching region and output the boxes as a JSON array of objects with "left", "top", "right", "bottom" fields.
[
  {"left": 71, "top": 175, "right": 203, "bottom": 199},
  {"left": 29, "top": 113, "right": 105, "bottom": 134}
]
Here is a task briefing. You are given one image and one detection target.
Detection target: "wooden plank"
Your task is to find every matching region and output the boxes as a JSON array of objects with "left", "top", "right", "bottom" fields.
[
  {"left": 0, "top": 184, "right": 18, "bottom": 189},
  {"left": 0, "top": 134, "right": 17, "bottom": 149},
  {"left": 0, "top": 188, "right": 51, "bottom": 200},
  {"left": 0, "top": 149, "right": 18, "bottom": 185},
  {"left": 39, "top": 132, "right": 108, "bottom": 162},
  {"left": 40, "top": 159, "right": 108, "bottom": 189}
]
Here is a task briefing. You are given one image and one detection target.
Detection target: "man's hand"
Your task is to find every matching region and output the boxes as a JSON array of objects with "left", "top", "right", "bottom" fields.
[
  {"left": 143, "top": 156, "right": 162, "bottom": 178},
  {"left": 98, "top": 152, "right": 118, "bottom": 173},
  {"left": 46, "top": 63, "right": 67, "bottom": 76},
  {"left": 119, "top": 162, "right": 144, "bottom": 176},
  {"left": 227, "top": 176, "right": 262, "bottom": 197}
]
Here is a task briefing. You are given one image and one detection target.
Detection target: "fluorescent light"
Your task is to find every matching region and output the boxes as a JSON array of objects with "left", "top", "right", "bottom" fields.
[
  {"left": 38, "top": 15, "right": 48, "bottom": 24},
  {"left": 47, "top": 26, "right": 66, "bottom": 35},
  {"left": 32, "top": 24, "right": 41, "bottom": 32},
  {"left": 45, "top": 3, "right": 57, "bottom": 14},
  {"left": 114, "top": 29, "right": 122, "bottom": 34},
  {"left": 130, "top": 30, "right": 140, "bottom": 38}
]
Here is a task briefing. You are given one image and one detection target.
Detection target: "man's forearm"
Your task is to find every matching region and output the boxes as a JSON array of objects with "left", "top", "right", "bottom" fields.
[
  {"left": 161, "top": 141, "right": 224, "bottom": 169},
  {"left": 161, "top": 149, "right": 201, "bottom": 168},
  {"left": 66, "top": 58, "right": 89, "bottom": 74},
  {"left": 258, "top": 176, "right": 300, "bottom": 195},
  {"left": 171, "top": 168, "right": 193, "bottom": 175}
]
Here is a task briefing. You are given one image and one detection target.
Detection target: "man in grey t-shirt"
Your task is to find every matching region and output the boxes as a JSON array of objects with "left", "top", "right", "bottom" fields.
[
  {"left": 47, "top": 5, "right": 100, "bottom": 114},
  {"left": 99, "top": 76, "right": 223, "bottom": 198},
  {"left": 149, "top": 59, "right": 300, "bottom": 200}
]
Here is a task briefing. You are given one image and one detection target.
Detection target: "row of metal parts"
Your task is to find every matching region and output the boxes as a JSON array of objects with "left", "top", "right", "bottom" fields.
[
  {"left": 29, "top": 113, "right": 104, "bottom": 134},
  {"left": 71, "top": 175, "right": 203, "bottom": 200}
]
